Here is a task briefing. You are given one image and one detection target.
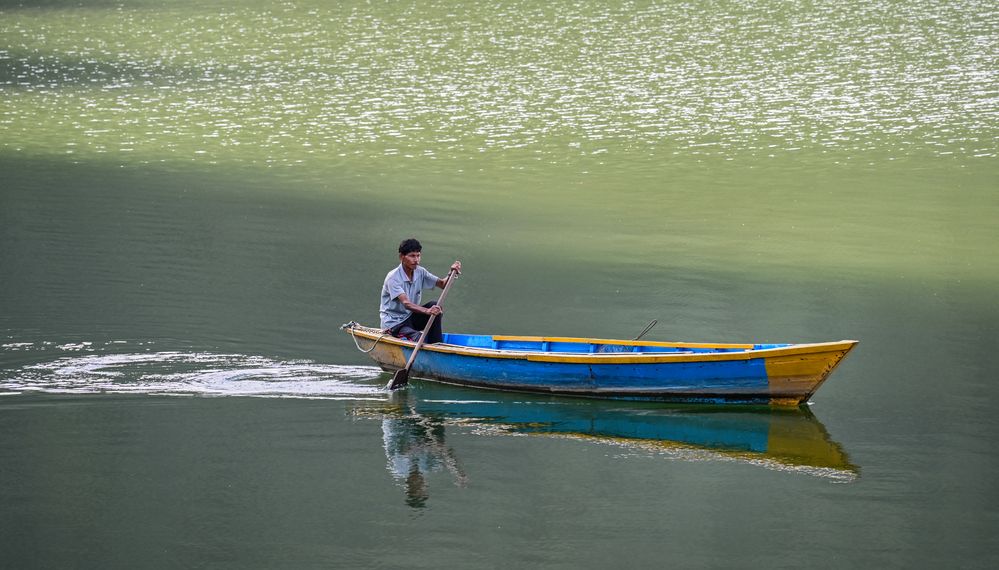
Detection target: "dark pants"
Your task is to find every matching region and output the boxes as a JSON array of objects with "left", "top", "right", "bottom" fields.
[{"left": 390, "top": 301, "right": 443, "bottom": 344}]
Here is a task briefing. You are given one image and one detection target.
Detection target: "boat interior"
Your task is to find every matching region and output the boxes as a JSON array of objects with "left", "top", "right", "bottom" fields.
[{"left": 440, "top": 333, "right": 791, "bottom": 354}]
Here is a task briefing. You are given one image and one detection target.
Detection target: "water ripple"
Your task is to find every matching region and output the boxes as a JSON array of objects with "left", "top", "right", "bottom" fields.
[{"left": 1, "top": 346, "right": 386, "bottom": 400}]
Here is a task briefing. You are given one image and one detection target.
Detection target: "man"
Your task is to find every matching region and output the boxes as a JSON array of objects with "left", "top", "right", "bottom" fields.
[{"left": 380, "top": 238, "right": 461, "bottom": 344}]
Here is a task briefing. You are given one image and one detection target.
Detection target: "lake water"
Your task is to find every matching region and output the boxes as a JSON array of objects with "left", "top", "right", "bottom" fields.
[{"left": 1, "top": 0, "right": 997, "bottom": 567}]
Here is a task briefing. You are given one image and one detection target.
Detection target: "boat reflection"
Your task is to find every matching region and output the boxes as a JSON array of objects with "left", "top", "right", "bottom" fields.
[{"left": 352, "top": 383, "right": 857, "bottom": 507}]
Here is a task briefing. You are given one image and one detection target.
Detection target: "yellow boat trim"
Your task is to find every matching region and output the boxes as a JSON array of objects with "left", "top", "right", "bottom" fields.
[{"left": 522, "top": 342, "right": 856, "bottom": 364}]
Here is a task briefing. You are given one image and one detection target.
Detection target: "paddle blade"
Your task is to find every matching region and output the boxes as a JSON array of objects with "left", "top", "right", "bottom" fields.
[{"left": 387, "top": 368, "right": 410, "bottom": 390}]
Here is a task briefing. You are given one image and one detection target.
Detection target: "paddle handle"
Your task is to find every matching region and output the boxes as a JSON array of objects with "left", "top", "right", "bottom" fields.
[{"left": 402, "top": 267, "right": 459, "bottom": 371}]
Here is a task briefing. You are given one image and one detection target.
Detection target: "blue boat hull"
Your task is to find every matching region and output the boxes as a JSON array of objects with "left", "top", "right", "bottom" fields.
[{"left": 415, "top": 347, "right": 772, "bottom": 403}]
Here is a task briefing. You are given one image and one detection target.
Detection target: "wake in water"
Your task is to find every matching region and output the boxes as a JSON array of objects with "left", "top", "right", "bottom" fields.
[{"left": 0, "top": 341, "right": 386, "bottom": 400}]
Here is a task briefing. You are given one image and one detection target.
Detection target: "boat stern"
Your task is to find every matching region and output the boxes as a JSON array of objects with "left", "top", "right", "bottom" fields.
[{"left": 341, "top": 322, "right": 409, "bottom": 371}]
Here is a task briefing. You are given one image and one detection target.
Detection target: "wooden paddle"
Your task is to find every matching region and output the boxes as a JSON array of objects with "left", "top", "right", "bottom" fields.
[{"left": 387, "top": 267, "right": 459, "bottom": 390}]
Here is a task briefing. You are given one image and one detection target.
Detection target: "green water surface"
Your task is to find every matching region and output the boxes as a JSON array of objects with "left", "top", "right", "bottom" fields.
[{"left": 2, "top": 1, "right": 997, "bottom": 567}]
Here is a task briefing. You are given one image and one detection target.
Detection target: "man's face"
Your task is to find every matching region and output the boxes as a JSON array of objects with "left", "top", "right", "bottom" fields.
[{"left": 400, "top": 251, "right": 421, "bottom": 271}]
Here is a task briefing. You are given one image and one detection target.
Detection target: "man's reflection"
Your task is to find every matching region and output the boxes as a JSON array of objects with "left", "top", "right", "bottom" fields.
[{"left": 382, "top": 408, "right": 467, "bottom": 508}]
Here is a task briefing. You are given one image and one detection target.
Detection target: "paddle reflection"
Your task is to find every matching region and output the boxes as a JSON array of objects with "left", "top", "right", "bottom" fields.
[{"left": 355, "top": 383, "right": 857, "bottom": 507}]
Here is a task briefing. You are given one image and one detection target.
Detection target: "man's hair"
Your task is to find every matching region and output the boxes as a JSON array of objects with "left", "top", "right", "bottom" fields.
[{"left": 398, "top": 238, "right": 422, "bottom": 255}]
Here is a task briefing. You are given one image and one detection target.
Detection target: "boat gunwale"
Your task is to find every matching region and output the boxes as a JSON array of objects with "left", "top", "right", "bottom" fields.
[{"left": 344, "top": 325, "right": 858, "bottom": 364}]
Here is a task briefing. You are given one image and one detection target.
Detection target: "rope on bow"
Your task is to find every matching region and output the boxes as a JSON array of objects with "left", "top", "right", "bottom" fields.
[{"left": 341, "top": 321, "right": 389, "bottom": 354}]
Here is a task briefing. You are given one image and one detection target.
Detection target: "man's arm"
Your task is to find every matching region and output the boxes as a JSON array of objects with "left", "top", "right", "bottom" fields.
[
  {"left": 435, "top": 260, "right": 462, "bottom": 289},
  {"left": 397, "top": 292, "right": 442, "bottom": 316}
]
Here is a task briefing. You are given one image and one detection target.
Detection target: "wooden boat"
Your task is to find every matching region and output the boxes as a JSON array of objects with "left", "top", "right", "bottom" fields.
[{"left": 341, "top": 322, "right": 857, "bottom": 406}]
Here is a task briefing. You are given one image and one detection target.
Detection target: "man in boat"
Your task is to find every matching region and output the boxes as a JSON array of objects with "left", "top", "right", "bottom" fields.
[{"left": 380, "top": 238, "right": 461, "bottom": 344}]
